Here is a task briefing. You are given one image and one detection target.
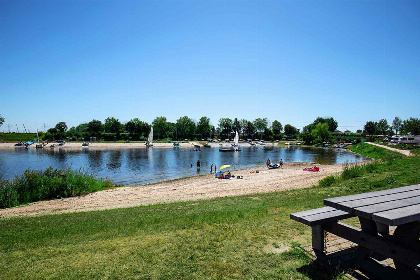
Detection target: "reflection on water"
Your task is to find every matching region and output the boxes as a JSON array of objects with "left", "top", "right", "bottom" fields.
[{"left": 0, "top": 147, "right": 366, "bottom": 186}]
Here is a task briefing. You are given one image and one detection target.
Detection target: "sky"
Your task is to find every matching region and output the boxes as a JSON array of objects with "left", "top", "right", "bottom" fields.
[{"left": 1, "top": 0, "right": 419, "bottom": 133}]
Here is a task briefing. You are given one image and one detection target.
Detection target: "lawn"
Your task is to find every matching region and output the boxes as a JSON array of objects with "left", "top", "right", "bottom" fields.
[{"left": 0, "top": 143, "right": 419, "bottom": 279}]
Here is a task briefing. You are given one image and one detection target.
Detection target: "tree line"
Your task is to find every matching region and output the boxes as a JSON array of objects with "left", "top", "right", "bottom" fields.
[
  {"left": 1, "top": 114, "right": 418, "bottom": 143},
  {"left": 40, "top": 116, "right": 300, "bottom": 142},
  {"left": 363, "top": 117, "right": 420, "bottom": 136}
]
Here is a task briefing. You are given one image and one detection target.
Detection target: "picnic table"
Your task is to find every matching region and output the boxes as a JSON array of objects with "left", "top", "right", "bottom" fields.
[{"left": 291, "top": 184, "right": 420, "bottom": 279}]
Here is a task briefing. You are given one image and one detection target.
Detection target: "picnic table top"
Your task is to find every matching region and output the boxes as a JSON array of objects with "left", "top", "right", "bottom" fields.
[{"left": 324, "top": 184, "right": 420, "bottom": 226}]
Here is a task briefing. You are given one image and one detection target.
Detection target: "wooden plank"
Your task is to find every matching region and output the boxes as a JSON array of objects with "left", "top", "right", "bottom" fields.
[
  {"left": 334, "top": 190, "right": 420, "bottom": 213},
  {"left": 290, "top": 207, "right": 353, "bottom": 226},
  {"left": 290, "top": 206, "right": 337, "bottom": 220},
  {"left": 324, "top": 184, "right": 420, "bottom": 208},
  {"left": 372, "top": 204, "right": 420, "bottom": 226},
  {"left": 300, "top": 210, "right": 353, "bottom": 226},
  {"left": 354, "top": 196, "right": 420, "bottom": 219},
  {"left": 324, "top": 222, "right": 420, "bottom": 268}
]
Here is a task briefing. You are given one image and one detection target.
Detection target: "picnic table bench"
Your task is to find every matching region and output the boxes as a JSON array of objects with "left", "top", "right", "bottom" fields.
[{"left": 291, "top": 184, "right": 420, "bottom": 279}]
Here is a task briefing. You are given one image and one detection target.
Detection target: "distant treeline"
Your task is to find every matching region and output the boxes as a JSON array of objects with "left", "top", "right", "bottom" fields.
[{"left": 0, "top": 115, "right": 419, "bottom": 144}]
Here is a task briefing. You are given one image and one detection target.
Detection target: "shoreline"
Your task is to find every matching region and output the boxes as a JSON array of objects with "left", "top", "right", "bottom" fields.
[
  {"left": 0, "top": 142, "right": 198, "bottom": 150},
  {"left": 0, "top": 161, "right": 346, "bottom": 219}
]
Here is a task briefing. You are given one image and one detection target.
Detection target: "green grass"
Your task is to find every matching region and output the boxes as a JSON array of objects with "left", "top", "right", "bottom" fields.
[
  {"left": 0, "top": 167, "right": 115, "bottom": 208},
  {"left": 0, "top": 143, "right": 419, "bottom": 279},
  {"left": 0, "top": 133, "right": 37, "bottom": 142}
]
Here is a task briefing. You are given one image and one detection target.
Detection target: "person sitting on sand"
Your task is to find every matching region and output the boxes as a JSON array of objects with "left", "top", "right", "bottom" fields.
[{"left": 227, "top": 171, "right": 231, "bottom": 178}]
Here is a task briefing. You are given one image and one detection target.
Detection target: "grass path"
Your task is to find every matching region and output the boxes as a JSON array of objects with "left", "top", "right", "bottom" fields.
[{"left": 366, "top": 142, "right": 412, "bottom": 156}]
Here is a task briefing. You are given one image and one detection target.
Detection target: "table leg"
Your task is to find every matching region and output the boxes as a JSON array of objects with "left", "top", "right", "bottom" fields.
[
  {"left": 356, "top": 217, "right": 378, "bottom": 259},
  {"left": 312, "top": 225, "right": 325, "bottom": 257},
  {"left": 392, "top": 221, "right": 420, "bottom": 278}
]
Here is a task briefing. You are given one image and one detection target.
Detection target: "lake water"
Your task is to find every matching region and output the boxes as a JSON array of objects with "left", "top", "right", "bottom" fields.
[{"left": 0, "top": 146, "right": 366, "bottom": 186}]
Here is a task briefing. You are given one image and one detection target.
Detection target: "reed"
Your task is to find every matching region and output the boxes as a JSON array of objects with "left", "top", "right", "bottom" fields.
[{"left": 0, "top": 167, "right": 114, "bottom": 208}]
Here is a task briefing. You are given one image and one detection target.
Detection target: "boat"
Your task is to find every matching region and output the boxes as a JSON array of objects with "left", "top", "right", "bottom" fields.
[
  {"left": 204, "top": 143, "right": 211, "bottom": 147},
  {"left": 58, "top": 141, "right": 66, "bottom": 146},
  {"left": 173, "top": 142, "right": 180, "bottom": 147},
  {"left": 146, "top": 127, "right": 153, "bottom": 147},
  {"left": 220, "top": 131, "right": 241, "bottom": 152},
  {"left": 268, "top": 163, "right": 280, "bottom": 169},
  {"left": 14, "top": 142, "right": 24, "bottom": 146},
  {"left": 82, "top": 142, "right": 89, "bottom": 147},
  {"left": 35, "top": 129, "right": 43, "bottom": 149}
]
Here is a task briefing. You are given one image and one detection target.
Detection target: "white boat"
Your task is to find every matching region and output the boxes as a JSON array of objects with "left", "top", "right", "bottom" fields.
[
  {"left": 146, "top": 126, "right": 153, "bottom": 147},
  {"left": 35, "top": 129, "right": 43, "bottom": 149},
  {"left": 221, "top": 131, "right": 241, "bottom": 152}
]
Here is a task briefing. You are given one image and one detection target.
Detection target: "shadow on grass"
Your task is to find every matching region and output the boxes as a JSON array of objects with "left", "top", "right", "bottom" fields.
[{"left": 296, "top": 260, "right": 369, "bottom": 280}]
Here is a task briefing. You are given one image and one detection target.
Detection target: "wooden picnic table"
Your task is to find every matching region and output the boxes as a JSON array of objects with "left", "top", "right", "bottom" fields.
[{"left": 291, "top": 184, "right": 420, "bottom": 279}]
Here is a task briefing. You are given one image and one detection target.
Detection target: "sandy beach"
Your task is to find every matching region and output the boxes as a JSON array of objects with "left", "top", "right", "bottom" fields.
[{"left": 0, "top": 161, "right": 345, "bottom": 219}]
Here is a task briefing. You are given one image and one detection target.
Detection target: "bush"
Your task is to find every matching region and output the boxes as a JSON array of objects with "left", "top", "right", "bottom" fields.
[
  {"left": 0, "top": 167, "right": 115, "bottom": 209},
  {"left": 341, "top": 163, "right": 364, "bottom": 180},
  {"left": 318, "top": 175, "right": 336, "bottom": 187}
]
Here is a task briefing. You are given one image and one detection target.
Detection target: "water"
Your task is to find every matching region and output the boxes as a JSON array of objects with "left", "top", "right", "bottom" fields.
[{"left": 0, "top": 146, "right": 366, "bottom": 186}]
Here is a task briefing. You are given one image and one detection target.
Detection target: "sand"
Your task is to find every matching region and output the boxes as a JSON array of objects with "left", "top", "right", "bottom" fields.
[{"left": 0, "top": 162, "right": 345, "bottom": 219}]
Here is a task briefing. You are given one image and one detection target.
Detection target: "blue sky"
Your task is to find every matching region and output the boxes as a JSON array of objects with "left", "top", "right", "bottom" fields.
[{"left": 1, "top": 0, "right": 419, "bottom": 133}]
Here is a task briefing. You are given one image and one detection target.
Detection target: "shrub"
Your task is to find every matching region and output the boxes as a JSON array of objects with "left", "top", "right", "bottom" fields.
[
  {"left": 0, "top": 167, "right": 115, "bottom": 209},
  {"left": 341, "top": 163, "right": 364, "bottom": 180},
  {"left": 319, "top": 175, "right": 336, "bottom": 187}
]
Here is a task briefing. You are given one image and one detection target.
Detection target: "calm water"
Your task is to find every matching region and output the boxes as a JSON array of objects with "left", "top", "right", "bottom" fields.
[{"left": 0, "top": 146, "right": 366, "bottom": 185}]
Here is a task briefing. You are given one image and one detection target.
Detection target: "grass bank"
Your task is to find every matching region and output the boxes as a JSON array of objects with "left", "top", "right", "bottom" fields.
[
  {"left": 0, "top": 143, "right": 419, "bottom": 279},
  {"left": 0, "top": 167, "right": 114, "bottom": 208}
]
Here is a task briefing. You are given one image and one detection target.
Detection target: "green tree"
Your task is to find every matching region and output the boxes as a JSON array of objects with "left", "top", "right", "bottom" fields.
[
  {"left": 75, "top": 123, "right": 89, "bottom": 133},
  {"left": 197, "top": 116, "right": 211, "bottom": 139},
  {"left": 125, "top": 118, "right": 149, "bottom": 140},
  {"left": 253, "top": 118, "right": 268, "bottom": 139},
  {"left": 271, "top": 120, "right": 283, "bottom": 139},
  {"left": 392, "top": 117, "right": 402, "bottom": 135},
  {"left": 87, "top": 119, "right": 103, "bottom": 138},
  {"left": 152, "top": 116, "right": 168, "bottom": 140},
  {"left": 233, "top": 118, "right": 241, "bottom": 135},
  {"left": 300, "top": 131, "right": 314, "bottom": 144},
  {"left": 176, "top": 116, "right": 196, "bottom": 139},
  {"left": 55, "top": 122, "right": 68, "bottom": 134},
  {"left": 239, "top": 119, "right": 248, "bottom": 137},
  {"left": 376, "top": 119, "right": 390, "bottom": 135},
  {"left": 363, "top": 121, "right": 377, "bottom": 135},
  {"left": 311, "top": 123, "right": 331, "bottom": 143},
  {"left": 313, "top": 117, "right": 338, "bottom": 132},
  {"left": 284, "top": 124, "right": 297, "bottom": 138},
  {"left": 0, "top": 115, "right": 4, "bottom": 127},
  {"left": 104, "top": 117, "right": 122, "bottom": 134},
  {"left": 245, "top": 121, "right": 255, "bottom": 139},
  {"left": 401, "top": 117, "right": 420, "bottom": 135},
  {"left": 47, "top": 127, "right": 58, "bottom": 135},
  {"left": 218, "top": 118, "right": 233, "bottom": 138}
]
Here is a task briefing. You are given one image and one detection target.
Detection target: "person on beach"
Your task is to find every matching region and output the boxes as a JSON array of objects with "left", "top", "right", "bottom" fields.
[
  {"left": 266, "top": 158, "right": 271, "bottom": 167},
  {"left": 211, "top": 163, "right": 214, "bottom": 173},
  {"left": 197, "top": 160, "right": 201, "bottom": 170},
  {"left": 280, "top": 159, "right": 283, "bottom": 169}
]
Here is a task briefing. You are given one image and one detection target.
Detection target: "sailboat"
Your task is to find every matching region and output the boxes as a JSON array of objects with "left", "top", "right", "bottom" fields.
[
  {"left": 146, "top": 126, "right": 153, "bottom": 147},
  {"left": 35, "top": 129, "right": 43, "bottom": 149},
  {"left": 219, "top": 131, "right": 241, "bottom": 152}
]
